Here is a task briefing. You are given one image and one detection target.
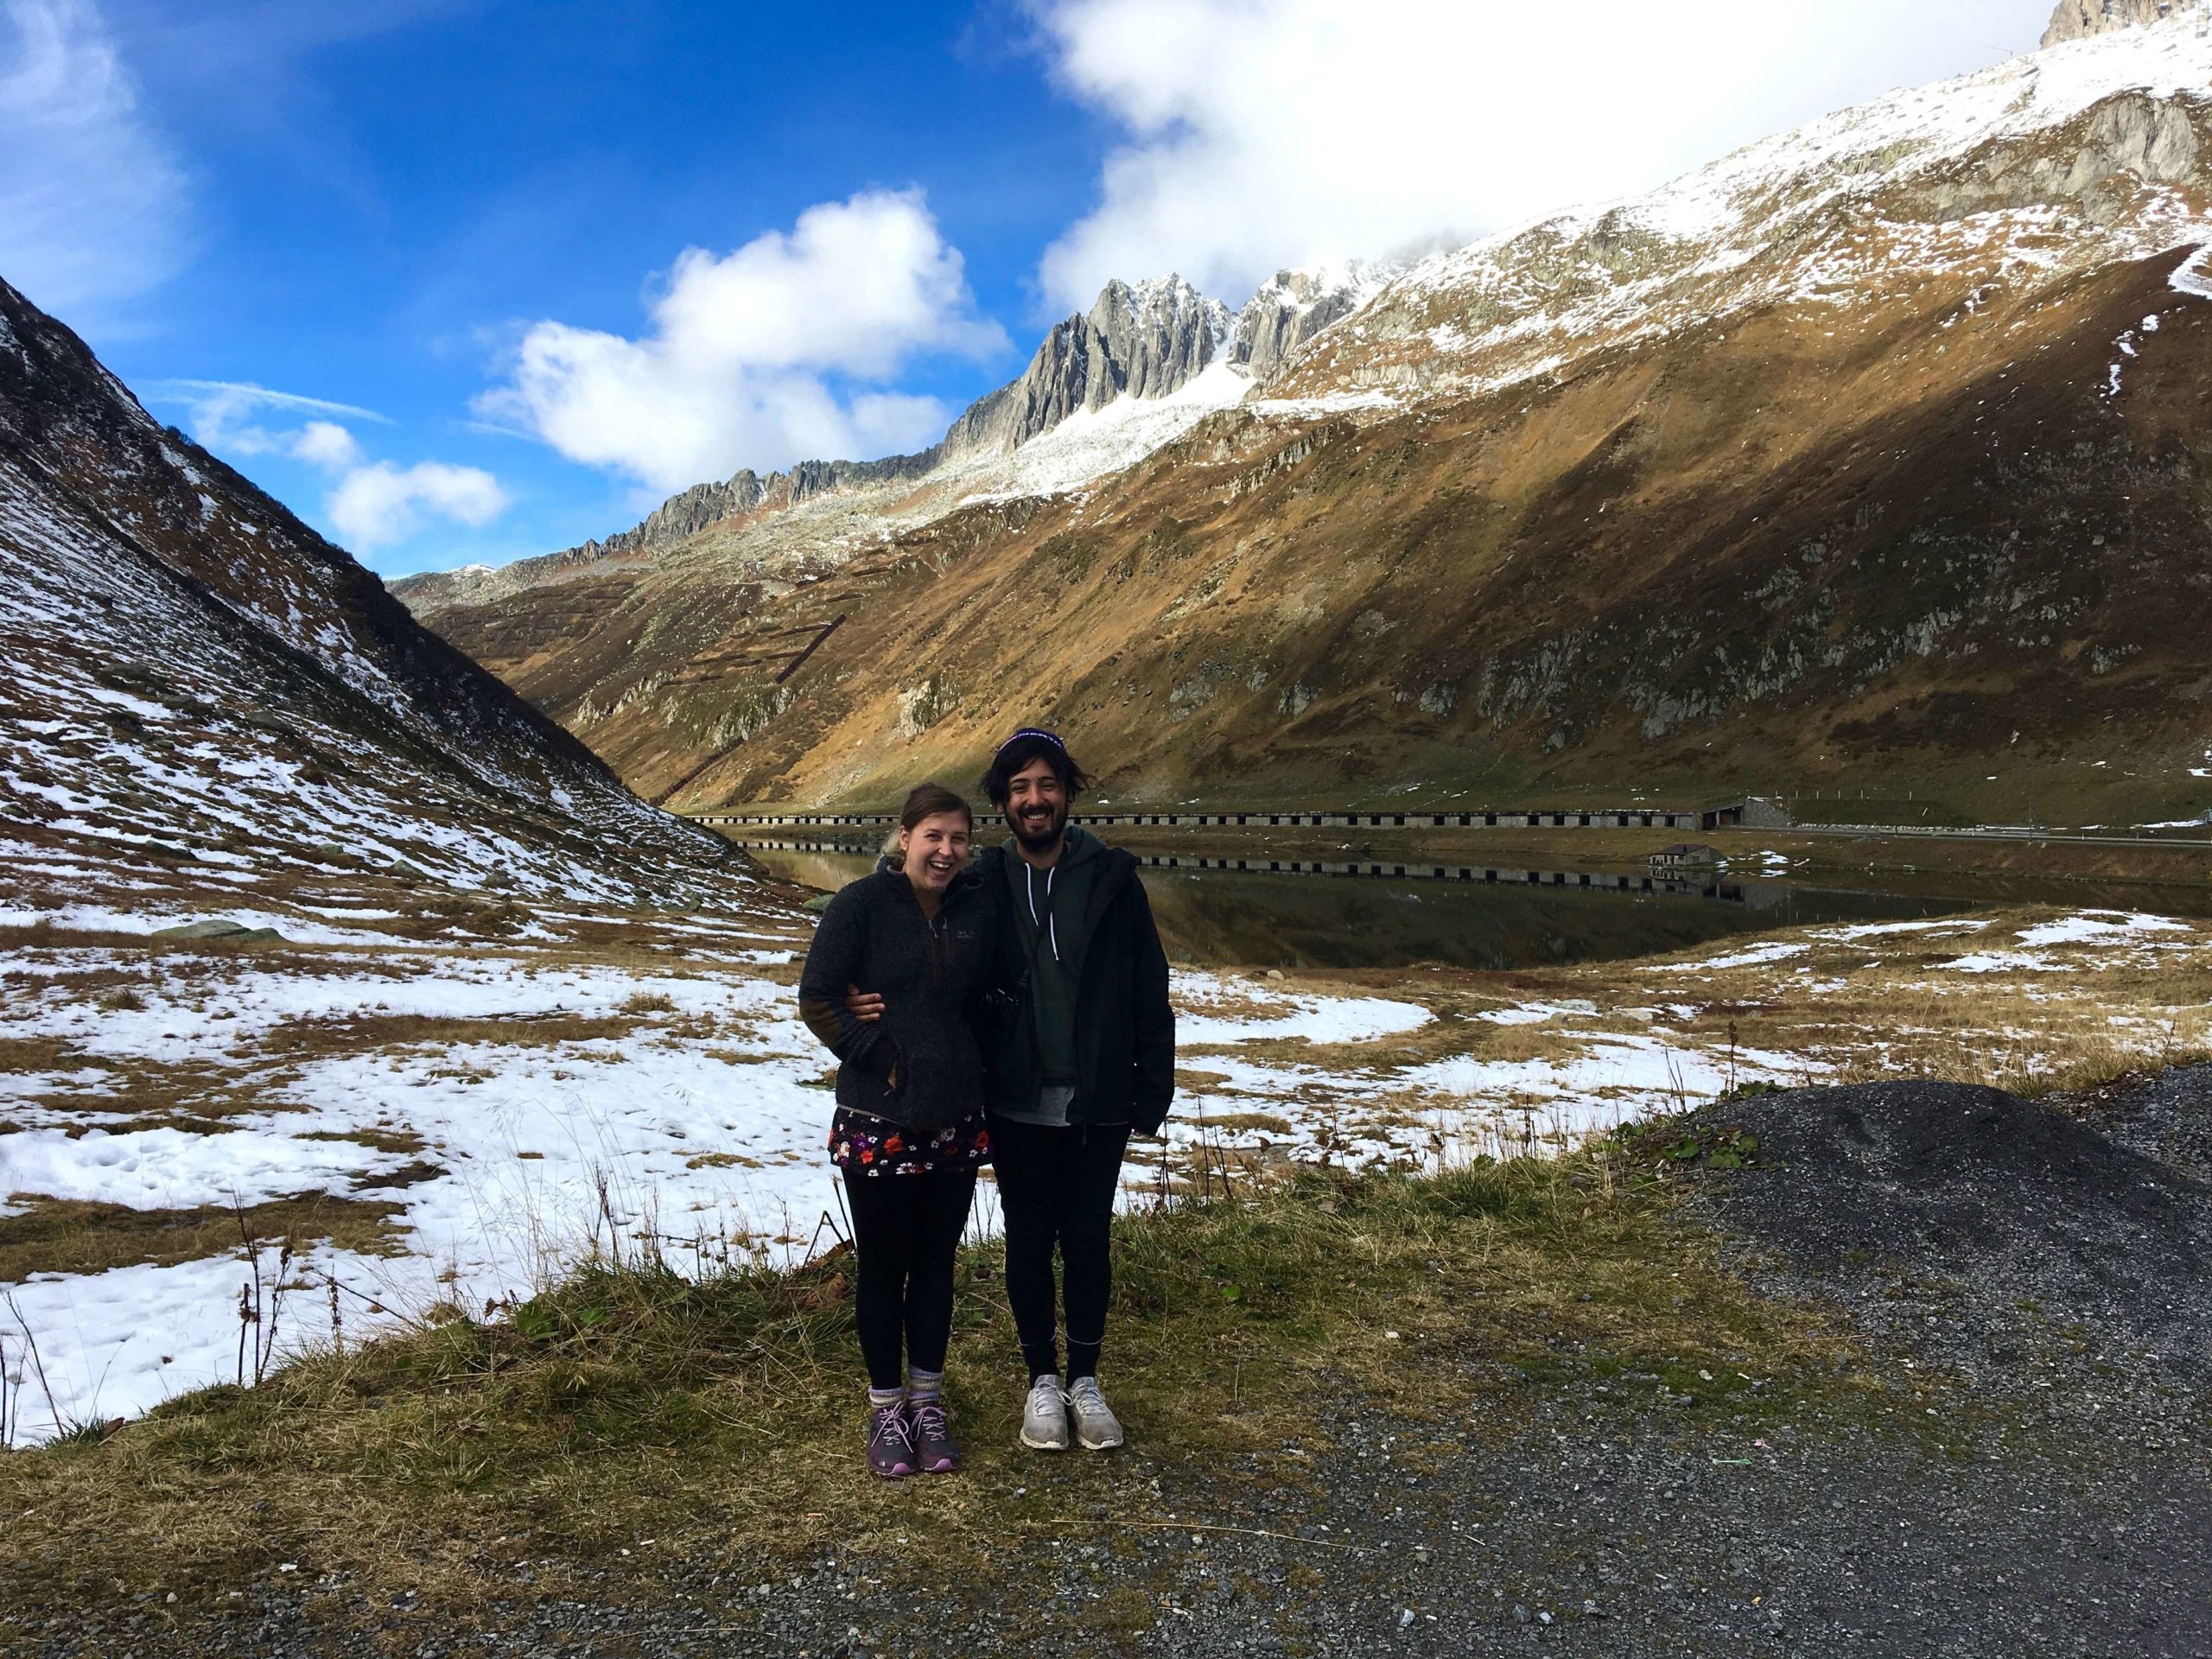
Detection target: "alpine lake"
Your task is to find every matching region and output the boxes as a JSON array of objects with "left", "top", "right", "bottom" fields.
[{"left": 721, "top": 823, "right": 2212, "bottom": 974}]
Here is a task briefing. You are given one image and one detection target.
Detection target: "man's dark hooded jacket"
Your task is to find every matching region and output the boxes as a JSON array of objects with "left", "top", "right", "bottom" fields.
[{"left": 976, "top": 830, "right": 1175, "bottom": 1135}]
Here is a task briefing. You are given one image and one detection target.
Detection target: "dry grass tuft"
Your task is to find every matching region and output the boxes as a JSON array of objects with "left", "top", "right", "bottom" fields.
[{"left": 0, "top": 1193, "right": 410, "bottom": 1281}]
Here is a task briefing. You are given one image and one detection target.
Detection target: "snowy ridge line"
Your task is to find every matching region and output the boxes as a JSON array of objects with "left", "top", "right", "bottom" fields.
[
  {"left": 413, "top": 18, "right": 2212, "bottom": 600},
  {"left": 1280, "top": 16, "right": 2212, "bottom": 410}
]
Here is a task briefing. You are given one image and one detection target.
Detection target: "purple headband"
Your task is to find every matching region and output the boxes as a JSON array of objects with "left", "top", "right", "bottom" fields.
[{"left": 996, "top": 727, "right": 1066, "bottom": 755}]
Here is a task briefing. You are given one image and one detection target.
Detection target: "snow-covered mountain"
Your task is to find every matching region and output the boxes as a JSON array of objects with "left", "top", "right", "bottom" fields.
[
  {"left": 1277, "top": 15, "right": 2212, "bottom": 404},
  {"left": 1230, "top": 263, "right": 1393, "bottom": 378},
  {"left": 941, "top": 274, "right": 1236, "bottom": 461},
  {"left": 399, "top": 9, "right": 2212, "bottom": 821},
  {"left": 395, "top": 265, "right": 1377, "bottom": 609},
  {"left": 0, "top": 275, "right": 755, "bottom": 926},
  {"left": 409, "top": 8, "right": 2212, "bottom": 614}
]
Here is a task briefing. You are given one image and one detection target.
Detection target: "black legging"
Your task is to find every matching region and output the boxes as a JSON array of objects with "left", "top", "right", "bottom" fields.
[
  {"left": 989, "top": 1116, "right": 1132, "bottom": 1382},
  {"left": 842, "top": 1170, "right": 978, "bottom": 1391}
]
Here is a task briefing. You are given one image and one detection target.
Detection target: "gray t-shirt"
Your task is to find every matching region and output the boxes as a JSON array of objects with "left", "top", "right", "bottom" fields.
[{"left": 995, "top": 829, "right": 1103, "bottom": 1126}]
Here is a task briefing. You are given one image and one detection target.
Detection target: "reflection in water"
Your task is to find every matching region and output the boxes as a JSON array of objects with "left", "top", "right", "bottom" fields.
[{"left": 736, "top": 842, "right": 1970, "bottom": 972}]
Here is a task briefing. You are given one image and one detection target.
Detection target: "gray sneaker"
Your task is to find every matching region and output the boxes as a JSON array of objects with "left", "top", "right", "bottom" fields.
[
  {"left": 1020, "top": 1374, "right": 1071, "bottom": 1451},
  {"left": 1067, "top": 1376, "right": 1125, "bottom": 1451}
]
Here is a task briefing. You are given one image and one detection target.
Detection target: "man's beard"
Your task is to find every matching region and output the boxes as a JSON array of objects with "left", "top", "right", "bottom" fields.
[{"left": 1010, "top": 801, "right": 1067, "bottom": 853}]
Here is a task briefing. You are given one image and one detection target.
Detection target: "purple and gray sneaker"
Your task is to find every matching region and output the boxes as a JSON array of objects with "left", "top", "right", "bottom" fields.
[
  {"left": 910, "top": 1401, "right": 960, "bottom": 1473},
  {"left": 867, "top": 1402, "right": 916, "bottom": 1478}
]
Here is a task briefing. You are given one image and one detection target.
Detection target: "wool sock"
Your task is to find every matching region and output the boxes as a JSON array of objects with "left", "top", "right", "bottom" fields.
[
  {"left": 907, "top": 1367, "right": 944, "bottom": 1408},
  {"left": 868, "top": 1385, "right": 905, "bottom": 1413}
]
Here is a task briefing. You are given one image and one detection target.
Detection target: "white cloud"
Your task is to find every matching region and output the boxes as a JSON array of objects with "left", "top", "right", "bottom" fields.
[
  {"left": 289, "top": 418, "right": 362, "bottom": 471},
  {"left": 479, "top": 188, "right": 1007, "bottom": 493},
  {"left": 0, "top": 0, "right": 188, "bottom": 325},
  {"left": 148, "top": 378, "right": 499, "bottom": 555},
  {"left": 327, "top": 460, "right": 508, "bottom": 552},
  {"left": 149, "top": 378, "right": 387, "bottom": 467},
  {"left": 1029, "top": 0, "right": 2044, "bottom": 310}
]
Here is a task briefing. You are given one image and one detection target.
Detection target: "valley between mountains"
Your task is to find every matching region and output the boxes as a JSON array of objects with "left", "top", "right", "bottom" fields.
[{"left": 5, "top": 6, "right": 2212, "bottom": 1654}]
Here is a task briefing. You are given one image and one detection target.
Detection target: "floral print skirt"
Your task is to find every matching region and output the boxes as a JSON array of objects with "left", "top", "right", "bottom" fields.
[{"left": 829, "top": 1107, "right": 992, "bottom": 1177}]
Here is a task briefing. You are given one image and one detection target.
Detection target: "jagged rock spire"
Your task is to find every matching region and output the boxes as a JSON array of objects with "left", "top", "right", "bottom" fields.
[
  {"left": 2045, "top": 0, "right": 2202, "bottom": 46},
  {"left": 940, "top": 274, "right": 1233, "bottom": 460},
  {"left": 1229, "top": 264, "right": 1388, "bottom": 379}
]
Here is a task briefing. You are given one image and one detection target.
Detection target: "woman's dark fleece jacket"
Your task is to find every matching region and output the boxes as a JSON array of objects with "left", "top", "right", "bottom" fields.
[{"left": 797, "top": 865, "right": 994, "bottom": 1129}]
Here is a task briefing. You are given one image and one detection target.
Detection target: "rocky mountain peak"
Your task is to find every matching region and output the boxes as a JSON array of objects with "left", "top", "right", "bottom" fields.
[
  {"left": 1230, "top": 262, "right": 1390, "bottom": 381},
  {"left": 1081, "top": 273, "right": 1234, "bottom": 401},
  {"left": 937, "top": 273, "right": 1236, "bottom": 462},
  {"left": 2045, "top": 0, "right": 2203, "bottom": 45}
]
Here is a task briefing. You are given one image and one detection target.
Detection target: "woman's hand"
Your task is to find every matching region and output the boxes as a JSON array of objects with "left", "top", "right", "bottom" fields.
[{"left": 846, "top": 982, "right": 886, "bottom": 1024}]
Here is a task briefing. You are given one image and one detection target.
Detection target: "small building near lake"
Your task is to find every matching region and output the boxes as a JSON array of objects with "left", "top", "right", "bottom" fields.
[{"left": 1650, "top": 842, "right": 1721, "bottom": 873}]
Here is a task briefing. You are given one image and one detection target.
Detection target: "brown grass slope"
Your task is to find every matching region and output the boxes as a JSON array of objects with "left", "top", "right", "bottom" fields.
[{"left": 415, "top": 242, "right": 2212, "bottom": 823}]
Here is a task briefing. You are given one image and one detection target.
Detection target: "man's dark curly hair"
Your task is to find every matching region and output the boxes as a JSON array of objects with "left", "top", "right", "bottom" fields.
[{"left": 981, "top": 727, "right": 1094, "bottom": 807}]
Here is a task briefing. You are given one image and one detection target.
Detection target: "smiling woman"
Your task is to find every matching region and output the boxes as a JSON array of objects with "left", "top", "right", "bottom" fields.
[{"left": 796, "top": 779, "right": 994, "bottom": 1478}]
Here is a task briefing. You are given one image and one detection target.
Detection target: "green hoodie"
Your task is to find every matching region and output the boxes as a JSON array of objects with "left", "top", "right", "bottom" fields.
[{"left": 998, "top": 822, "right": 1105, "bottom": 1125}]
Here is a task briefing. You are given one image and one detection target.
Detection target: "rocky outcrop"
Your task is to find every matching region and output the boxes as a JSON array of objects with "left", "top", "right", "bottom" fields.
[
  {"left": 941, "top": 275, "right": 1233, "bottom": 461},
  {"left": 1085, "top": 276, "right": 1233, "bottom": 401},
  {"left": 1230, "top": 265, "right": 1385, "bottom": 380},
  {"left": 487, "top": 275, "right": 1237, "bottom": 578},
  {"left": 588, "top": 473, "right": 769, "bottom": 561},
  {"left": 2044, "top": 0, "right": 2202, "bottom": 45}
]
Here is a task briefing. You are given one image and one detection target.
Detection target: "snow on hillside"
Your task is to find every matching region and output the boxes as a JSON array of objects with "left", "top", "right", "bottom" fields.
[
  {"left": 0, "top": 457, "right": 747, "bottom": 917},
  {"left": 953, "top": 358, "right": 1254, "bottom": 505},
  {"left": 1288, "top": 15, "right": 2212, "bottom": 403},
  {"left": 404, "top": 17, "right": 2212, "bottom": 615},
  {"left": 1637, "top": 16, "right": 2212, "bottom": 242}
]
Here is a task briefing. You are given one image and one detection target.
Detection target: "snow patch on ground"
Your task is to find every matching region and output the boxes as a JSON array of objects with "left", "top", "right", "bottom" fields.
[
  {"left": 0, "top": 949, "right": 1433, "bottom": 1440},
  {"left": 1812, "top": 918, "right": 1992, "bottom": 942},
  {"left": 1404, "top": 1035, "right": 1820, "bottom": 1145},
  {"left": 1657, "top": 941, "right": 1811, "bottom": 972},
  {"left": 1173, "top": 971, "right": 1431, "bottom": 1046},
  {"left": 1935, "top": 911, "right": 2190, "bottom": 971},
  {"left": 2016, "top": 912, "right": 2190, "bottom": 947}
]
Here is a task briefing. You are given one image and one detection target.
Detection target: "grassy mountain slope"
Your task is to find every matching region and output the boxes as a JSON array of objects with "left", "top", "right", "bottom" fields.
[{"left": 404, "top": 30, "right": 2212, "bottom": 825}]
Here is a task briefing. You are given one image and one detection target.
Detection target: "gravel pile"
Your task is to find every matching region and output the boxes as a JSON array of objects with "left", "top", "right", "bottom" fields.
[
  {"left": 1683, "top": 1078, "right": 2212, "bottom": 1395},
  {"left": 2056, "top": 1060, "right": 2212, "bottom": 1183}
]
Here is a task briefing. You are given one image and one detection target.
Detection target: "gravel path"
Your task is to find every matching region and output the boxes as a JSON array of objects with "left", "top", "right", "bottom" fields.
[{"left": 12, "top": 1077, "right": 2208, "bottom": 1657}]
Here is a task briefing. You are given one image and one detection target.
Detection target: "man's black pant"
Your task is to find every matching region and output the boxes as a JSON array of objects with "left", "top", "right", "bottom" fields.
[
  {"left": 842, "top": 1169, "right": 977, "bottom": 1391},
  {"left": 988, "top": 1116, "right": 1131, "bottom": 1382}
]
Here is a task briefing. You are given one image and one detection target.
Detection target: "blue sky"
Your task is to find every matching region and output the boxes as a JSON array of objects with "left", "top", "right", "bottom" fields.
[{"left": 2, "top": 0, "right": 2044, "bottom": 575}]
